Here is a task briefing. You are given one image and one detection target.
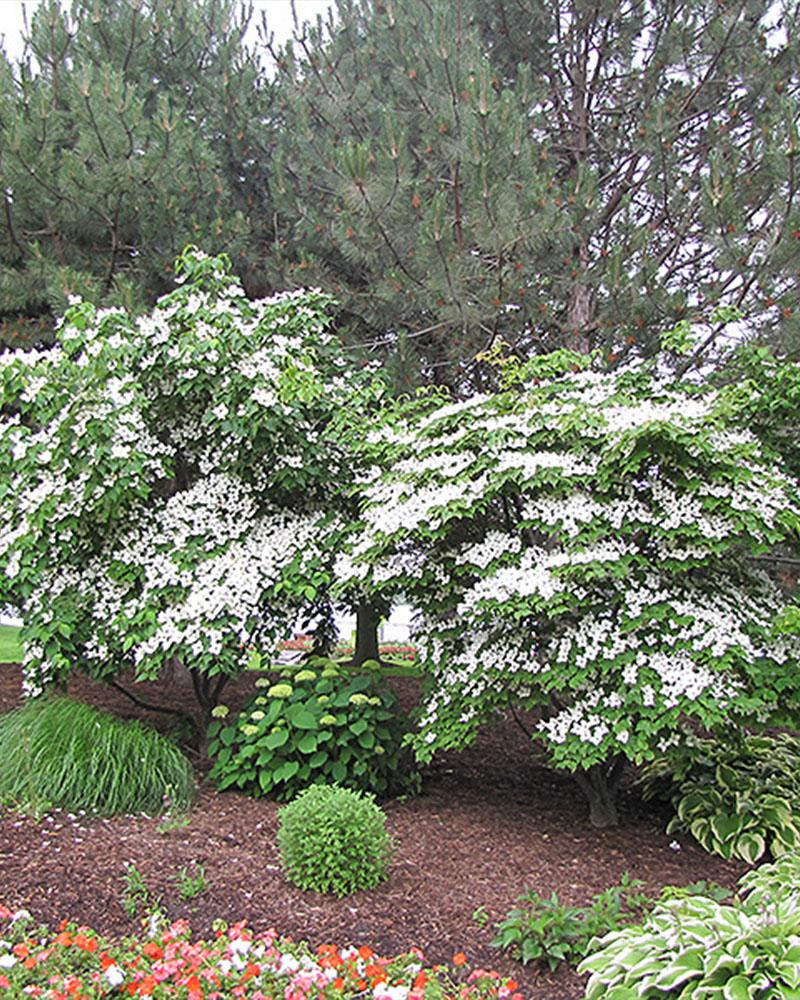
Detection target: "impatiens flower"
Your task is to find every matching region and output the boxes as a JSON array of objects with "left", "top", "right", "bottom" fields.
[{"left": 103, "top": 963, "right": 125, "bottom": 986}]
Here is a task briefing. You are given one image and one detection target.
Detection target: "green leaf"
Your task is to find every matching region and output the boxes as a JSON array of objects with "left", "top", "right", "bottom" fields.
[
  {"left": 298, "top": 733, "right": 318, "bottom": 754},
  {"left": 723, "top": 975, "right": 753, "bottom": 1000},
  {"left": 264, "top": 728, "right": 289, "bottom": 750}
]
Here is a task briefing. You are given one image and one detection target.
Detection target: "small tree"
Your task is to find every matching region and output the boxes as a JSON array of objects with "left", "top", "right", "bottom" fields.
[
  {"left": 338, "top": 349, "right": 800, "bottom": 825},
  {"left": 0, "top": 248, "right": 381, "bottom": 727}
]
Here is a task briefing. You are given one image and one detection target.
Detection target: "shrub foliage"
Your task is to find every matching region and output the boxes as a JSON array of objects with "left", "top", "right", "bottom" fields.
[
  {"left": 277, "top": 784, "right": 393, "bottom": 897},
  {"left": 208, "top": 661, "right": 414, "bottom": 800}
]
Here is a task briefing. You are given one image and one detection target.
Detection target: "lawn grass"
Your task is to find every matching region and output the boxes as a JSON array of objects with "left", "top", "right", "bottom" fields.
[{"left": 0, "top": 624, "right": 22, "bottom": 663}]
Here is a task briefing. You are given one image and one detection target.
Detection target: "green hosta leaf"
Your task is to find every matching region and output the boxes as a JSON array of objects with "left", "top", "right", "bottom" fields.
[
  {"left": 653, "top": 950, "right": 704, "bottom": 989},
  {"left": 723, "top": 975, "right": 755, "bottom": 1000},
  {"left": 710, "top": 813, "right": 745, "bottom": 844},
  {"left": 733, "top": 832, "right": 765, "bottom": 864}
]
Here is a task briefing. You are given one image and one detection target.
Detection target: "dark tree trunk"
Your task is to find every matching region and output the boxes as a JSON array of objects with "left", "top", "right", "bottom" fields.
[
  {"left": 353, "top": 600, "right": 380, "bottom": 667},
  {"left": 573, "top": 755, "right": 626, "bottom": 827}
]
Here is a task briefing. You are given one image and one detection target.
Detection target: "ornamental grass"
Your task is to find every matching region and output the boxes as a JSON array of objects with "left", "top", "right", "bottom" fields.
[{"left": 0, "top": 695, "right": 194, "bottom": 816}]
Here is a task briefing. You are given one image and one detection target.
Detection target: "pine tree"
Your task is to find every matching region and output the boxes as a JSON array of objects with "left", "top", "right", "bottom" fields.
[
  {"left": 268, "top": 0, "right": 799, "bottom": 386},
  {"left": 0, "top": 0, "right": 271, "bottom": 347}
]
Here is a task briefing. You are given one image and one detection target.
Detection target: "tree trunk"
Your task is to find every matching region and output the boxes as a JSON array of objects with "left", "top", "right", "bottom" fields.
[
  {"left": 353, "top": 600, "right": 380, "bottom": 667},
  {"left": 574, "top": 756, "right": 626, "bottom": 827}
]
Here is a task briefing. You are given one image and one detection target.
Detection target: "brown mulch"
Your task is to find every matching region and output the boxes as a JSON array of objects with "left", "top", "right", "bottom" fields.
[{"left": 0, "top": 664, "right": 747, "bottom": 999}]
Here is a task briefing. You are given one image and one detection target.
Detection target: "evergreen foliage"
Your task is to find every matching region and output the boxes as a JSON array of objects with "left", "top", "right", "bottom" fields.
[
  {"left": 269, "top": 0, "right": 800, "bottom": 385},
  {"left": 0, "top": 0, "right": 270, "bottom": 346}
]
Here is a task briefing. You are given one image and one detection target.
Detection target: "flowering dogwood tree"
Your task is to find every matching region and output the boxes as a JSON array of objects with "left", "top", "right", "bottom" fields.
[
  {"left": 338, "top": 352, "right": 800, "bottom": 825},
  {"left": 0, "top": 249, "right": 380, "bottom": 724}
]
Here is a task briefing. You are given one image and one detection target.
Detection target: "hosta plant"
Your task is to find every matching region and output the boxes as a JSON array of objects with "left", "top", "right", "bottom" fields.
[
  {"left": 207, "top": 660, "right": 415, "bottom": 800},
  {"left": 579, "top": 853, "right": 800, "bottom": 999},
  {"left": 277, "top": 783, "right": 393, "bottom": 896},
  {"left": 639, "top": 732, "right": 800, "bottom": 862}
]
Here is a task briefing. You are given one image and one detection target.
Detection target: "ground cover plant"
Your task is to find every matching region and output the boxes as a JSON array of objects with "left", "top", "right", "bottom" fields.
[
  {"left": 0, "top": 695, "right": 193, "bottom": 816},
  {"left": 639, "top": 732, "right": 800, "bottom": 863},
  {"left": 0, "top": 905, "right": 521, "bottom": 1000},
  {"left": 578, "top": 852, "right": 800, "bottom": 998},
  {"left": 338, "top": 346, "right": 800, "bottom": 826},
  {"left": 208, "top": 660, "right": 415, "bottom": 800},
  {"left": 492, "top": 874, "right": 650, "bottom": 970}
]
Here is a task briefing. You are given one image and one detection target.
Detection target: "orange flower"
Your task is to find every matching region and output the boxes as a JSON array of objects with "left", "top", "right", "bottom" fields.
[
  {"left": 332, "top": 977, "right": 344, "bottom": 990},
  {"left": 452, "top": 952, "right": 467, "bottom": 967},
  {"left": 55, "top": 931, "right": 73, "bottom": 947},
  {"left": 137, "top": 975, "right": 157, "bottom": 994},
  {"left": 413, "top": 970, "right": 429, "bottom": 990},
  {"left": 143, "top": 942, "right": 163, "bottom": 961},
  {"left": 12, "top": 944, "right": 29, "bottom": 959},
  {"left": 358, "top": 945, "right": 374, "bottom": 961},
  {"left": 186, "top": 974, "right": 203, "bottom": 996}
]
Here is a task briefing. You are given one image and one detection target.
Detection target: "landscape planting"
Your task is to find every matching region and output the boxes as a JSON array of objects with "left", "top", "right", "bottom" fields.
[{"left": 1, "top": 0, "right": 799, "bottom": 996}]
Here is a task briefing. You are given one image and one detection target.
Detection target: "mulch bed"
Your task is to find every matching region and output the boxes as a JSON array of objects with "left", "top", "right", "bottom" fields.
[{"left": 0, "top": 663, "right": 747, "bottom": 999}]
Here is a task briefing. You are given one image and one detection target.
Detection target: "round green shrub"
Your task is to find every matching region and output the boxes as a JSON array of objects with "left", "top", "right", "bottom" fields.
[
  {"left": 0, "top": 695, "right": 195, "bottom": 816},
  {"left": 207, "top": 659, "right": 417, "bottom": 800},
  {"left": 277, "top": 783, "right": 393, "bottom": 896}
]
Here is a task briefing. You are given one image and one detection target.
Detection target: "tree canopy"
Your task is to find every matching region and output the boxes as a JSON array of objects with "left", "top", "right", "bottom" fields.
[
  {"left": 337, "top": 348, "right": 800, "bottom": 824},
  {"left": 0, "top": 248, "right": 382, "bottom": 719},
  {"left": 269, "top": 0, "right": 800, "bottom": 386}
]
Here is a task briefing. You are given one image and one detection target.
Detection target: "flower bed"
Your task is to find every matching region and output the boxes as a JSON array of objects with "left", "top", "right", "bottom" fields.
[
  {"left": 278, "top": 637, "right": 418, "bottom": 663},
  {"left": 0, "top": 906, "right": 522, "bottom": 999}
]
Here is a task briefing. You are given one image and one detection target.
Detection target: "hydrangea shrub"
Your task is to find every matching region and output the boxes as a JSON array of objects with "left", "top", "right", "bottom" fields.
[
  {"left": 0, "top": 248, "right": 380, "bottom": 716},
  {"left": 338, "top": 351, "right": 800, "bottom": 825}
]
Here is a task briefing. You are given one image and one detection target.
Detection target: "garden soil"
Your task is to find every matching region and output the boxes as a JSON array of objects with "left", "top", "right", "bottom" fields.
[{"left": 0, "top": 664, "right": 746, "bottom": 999}]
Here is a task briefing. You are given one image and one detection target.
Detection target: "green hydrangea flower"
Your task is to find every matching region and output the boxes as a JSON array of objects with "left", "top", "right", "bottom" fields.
[
  {"left": 317, "top": 694, "right": 330, "bottom": 705},
  {"left": 349, "top": 693, "right": 369, "bottom": 705},
  {"left": 321, "top": 668, "right": 339, "bottom": 678},
  {"left": 255, "top": 677, "right": 271, "bottom": 688},
  {"left": 251, "top": 710, "right": 265, "bottom": 721},
  {"left": 268, "top": 683, "right": 293, "bottom": 699},
  {"left": 368, "top": 697, "right": 382, "bottom": 706},
  {"left": 319, "top": 714, "right": 338, "bottom": 725},
  {"left": 240, "top": 723, "right": 259, "bottom": 736},
  {"left": 254, "top": 697, "right": 267, "bottom": 705},
  {"left": 211, "top": 704, "right": 229, "bottom": 718},
  {"left": 295, "top": 669, "right": 317, "bottom": 682}
]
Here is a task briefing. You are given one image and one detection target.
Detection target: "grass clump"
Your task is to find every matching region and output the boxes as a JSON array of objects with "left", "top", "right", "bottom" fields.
[
  {"left": 0, "top": 695, "right": 194, "bottom": 816},
  {"left": 277, "top": 784, "right": 393, "bottom": 897}
]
